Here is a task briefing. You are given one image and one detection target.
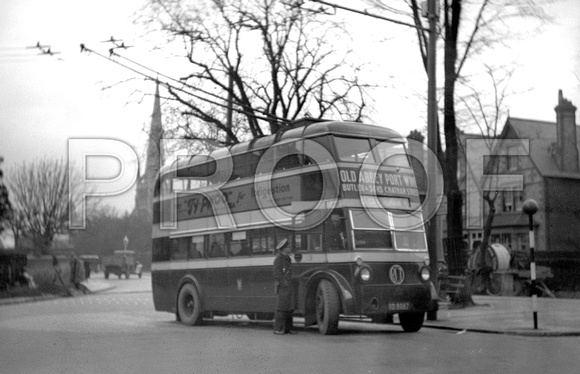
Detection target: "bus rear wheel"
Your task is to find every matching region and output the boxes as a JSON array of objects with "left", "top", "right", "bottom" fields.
[
  {"left": 399, "top": 312, "right": 425, "bottom": 332},
  {"left": 315, "top": 279, "right": 340, "bottom": 335},
  {"left": 177, "top": 283, "right": 202, "bottom": 326}
]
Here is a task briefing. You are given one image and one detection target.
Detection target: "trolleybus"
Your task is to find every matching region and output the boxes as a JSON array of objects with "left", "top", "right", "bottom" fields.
[{"left": 151, "top": 120, "right": 433, "bottom": 334}]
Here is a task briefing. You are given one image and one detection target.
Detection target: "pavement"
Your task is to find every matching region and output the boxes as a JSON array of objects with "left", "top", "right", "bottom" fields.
[
  {"left": 1, "top": 280, "right": 579, "bottom": 337},
  {"left": 0, "top": 278, "right": 116, "bottom": 306},
  {"left": 425, "top": 295, "right": 580, "bottom": 336}
]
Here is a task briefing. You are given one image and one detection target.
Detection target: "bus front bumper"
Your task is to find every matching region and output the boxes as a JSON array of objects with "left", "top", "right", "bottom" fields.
[{"left": 360, "top": 284, "right": 431, "bottom": 315}]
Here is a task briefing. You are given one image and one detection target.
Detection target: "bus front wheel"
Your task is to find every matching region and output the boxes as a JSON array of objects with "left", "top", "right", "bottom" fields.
[
  {"left": 177, "top": 283, "right": 202, "bottom": 326},
  {"left": 399, "top": 312, "right": 425, "bottom": 332},
  {"left": 315, "top": 279, "right": 340, "bottom": 335}
]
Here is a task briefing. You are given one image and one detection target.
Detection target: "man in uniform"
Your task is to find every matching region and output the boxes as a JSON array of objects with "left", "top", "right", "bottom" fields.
[{"left": 272, "top": 238, "right": 296, "bottom": 334}]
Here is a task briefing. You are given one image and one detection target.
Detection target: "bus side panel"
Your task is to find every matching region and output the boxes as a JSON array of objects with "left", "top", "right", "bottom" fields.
[
  {"left": 248, "top": 263, "right": 277, "bottom": 313},
  {"left": 152, "top": 270, "right": 177, "bottom": 313},
  {"left": 204, "top": 266, "right": 230, "bottom": 311},
  {"left": 227, "top": 265, "right": 273, "bottom": 313}
]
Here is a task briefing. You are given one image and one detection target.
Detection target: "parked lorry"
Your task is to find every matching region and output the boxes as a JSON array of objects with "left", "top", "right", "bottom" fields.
[{"left": 102, "top": 250, "right": 142, "bottom": 279}]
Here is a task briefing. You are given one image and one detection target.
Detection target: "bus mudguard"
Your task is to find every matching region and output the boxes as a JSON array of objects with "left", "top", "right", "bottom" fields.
[
  {"left": 176, "top": 275, "right": 204, "bottom": 313},
  {"left": 300, "top": 268, "right": 355, "bottom": 327}
]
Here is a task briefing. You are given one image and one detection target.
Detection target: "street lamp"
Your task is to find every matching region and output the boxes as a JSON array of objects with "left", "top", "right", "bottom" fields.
[
  {"left": 123, "top": 235, "right": 129, "bottom": 251},
  {"left": 522, "top": 198, "right": 539, "bottom": 329}
]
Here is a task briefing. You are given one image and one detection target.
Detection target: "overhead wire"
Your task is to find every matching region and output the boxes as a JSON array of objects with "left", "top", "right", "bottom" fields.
[
  {"left": 80, "top": 43, "right": 290, "bottom": 128},
  {"left": 113, "top": 51, "right": 288, "bottom": 125}
]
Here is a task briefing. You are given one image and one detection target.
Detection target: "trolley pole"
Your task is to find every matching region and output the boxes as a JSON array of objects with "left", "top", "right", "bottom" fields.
[{"left": 522, "top": 199, "right": 539, "bottom": 329}]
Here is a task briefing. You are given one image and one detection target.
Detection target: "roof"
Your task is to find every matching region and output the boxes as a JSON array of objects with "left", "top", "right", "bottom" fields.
[
  {"left": 504, "top": 117, "right": 580, "bottom": 178},
  {"left": 161, "top": 120, "right": 405, "bottom": 175}
]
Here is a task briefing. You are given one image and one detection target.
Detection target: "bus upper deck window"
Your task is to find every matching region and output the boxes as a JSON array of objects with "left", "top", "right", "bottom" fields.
[
  {"left": 303, "top": 136, "right": 333, "bottom": 165},
  {"left": 375, "top": 141, "right": 410, "bottom": 168},
  {"left": 232, "top": 153, "right": 257, "bottom": 180},
  {"left": 333, "top": 137, "right": 373, "bottom": 163}
]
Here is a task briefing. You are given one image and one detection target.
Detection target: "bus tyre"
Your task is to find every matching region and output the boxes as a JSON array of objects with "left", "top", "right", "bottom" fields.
[
  {"left": 316, "top": 280, "right": 340, "bottom": 335},
  {"left": 399, "top": 312, "right": 425, "bottom": 332},
  {"left": 177, "top": 283, "right": 202, "bottom": 326},
  {"left": 104, "top": 272, "right": 109, "bottom": 279}
]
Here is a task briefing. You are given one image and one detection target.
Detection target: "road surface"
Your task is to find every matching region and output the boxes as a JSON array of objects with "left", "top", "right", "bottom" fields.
[{"left": 1, "top": 272, "right": 579, "bottom": 373}]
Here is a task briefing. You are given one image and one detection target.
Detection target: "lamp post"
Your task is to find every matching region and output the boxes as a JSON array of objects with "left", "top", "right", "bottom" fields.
[
  {"left": 522, "top": 199, "right": 539, "bottom": 329},
  {"left": 123, "top": 235, "right": 129, "bottom": 251}
]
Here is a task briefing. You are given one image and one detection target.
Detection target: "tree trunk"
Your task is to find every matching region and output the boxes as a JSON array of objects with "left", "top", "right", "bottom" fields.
[
  {"left": 443, "top": 0, "right": 462, "bottom": 242},
  {"left": 443, "top": 0, "right": 473, "bottom": 306}
]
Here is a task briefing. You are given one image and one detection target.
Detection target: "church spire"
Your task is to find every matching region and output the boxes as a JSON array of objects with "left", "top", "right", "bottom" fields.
[{"left": 134, "top": 82, "right": 163, "bottom": 217}]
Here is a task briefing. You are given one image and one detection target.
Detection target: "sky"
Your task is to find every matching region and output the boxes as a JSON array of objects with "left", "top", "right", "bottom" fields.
[{"left": 0, "top": 0, "right": 579, "bottom": 215}]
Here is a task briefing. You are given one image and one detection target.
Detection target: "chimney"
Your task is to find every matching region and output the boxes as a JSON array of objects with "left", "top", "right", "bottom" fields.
[{"left": 554, "top": 90, "right": 578, "bottom": 172}]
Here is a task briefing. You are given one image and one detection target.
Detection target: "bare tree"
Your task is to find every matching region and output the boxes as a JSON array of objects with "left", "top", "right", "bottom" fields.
[
  {"left": 139, "top": 0, "right": 371, "bottom": 144},
  {"left": 0, "top": 156, "right": 10, "bottom": 236},
  {"left": 6, "top": 157, "right": 86, "bottom": 255},
  {"left": 458, "top": 65, "right": 516, "bottom": 293}
]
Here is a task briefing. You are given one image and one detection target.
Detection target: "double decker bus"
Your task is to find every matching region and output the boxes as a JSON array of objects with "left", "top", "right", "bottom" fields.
[{"left": 152, "top": 120, "right": 433, "bottom": 334}]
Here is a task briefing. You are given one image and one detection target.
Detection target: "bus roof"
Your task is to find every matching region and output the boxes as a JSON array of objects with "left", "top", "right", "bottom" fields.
[{"left": 161, "top": 120, "right": 404, "bottom": 175}]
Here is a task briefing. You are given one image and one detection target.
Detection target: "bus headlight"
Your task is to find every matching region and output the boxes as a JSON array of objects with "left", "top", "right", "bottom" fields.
[
  {"left": 360, "top": 267, "right": 371, "bottom": 282},
  {"left": 419, "top": 266, "right": 431, "bottom": 282}
]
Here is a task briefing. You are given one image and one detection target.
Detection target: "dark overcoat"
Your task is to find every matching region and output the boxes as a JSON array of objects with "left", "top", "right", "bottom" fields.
[{"left": 273, "top": 253, "right": 294, "bottom": 311}]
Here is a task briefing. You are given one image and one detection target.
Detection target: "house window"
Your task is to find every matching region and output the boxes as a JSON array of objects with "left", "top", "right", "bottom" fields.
[
  {"left": 515, "top": 233, "right": 527, "bottom": 252},
  {"left": 514, "top": 191, "right": 523, "bottom": 211},
  {"left": 503, "top": 191, "right": 514, "bottom": 212},
  {"left": 507, "top": 145, "right": 519, "bottom": 171},
  {"left": 500, "top": 234, "right": 512, "bottom": 249}
]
